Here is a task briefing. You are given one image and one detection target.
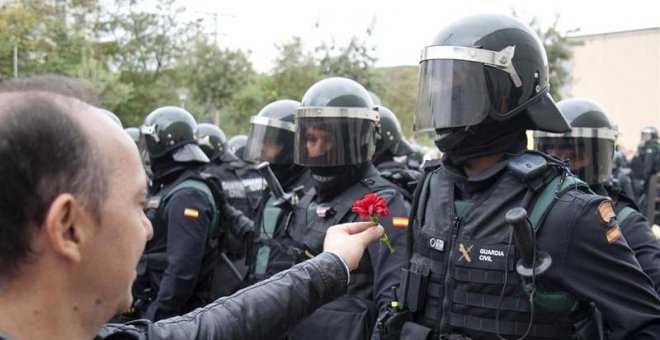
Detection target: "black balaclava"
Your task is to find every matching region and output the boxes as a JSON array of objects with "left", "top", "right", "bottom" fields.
[
  {"left": 436, "top": 115, "right": 529, "bottom": 166},
  {"left": 310, "top": 163, "right": 370, "bottom": 202},
  {"left": 271, "top": 163, "right": 306, "bottom": 188}
]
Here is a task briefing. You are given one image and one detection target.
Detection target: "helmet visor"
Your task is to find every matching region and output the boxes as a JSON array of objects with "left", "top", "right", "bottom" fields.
[
  {"left": 294, "top": 108, "right": 378, "bottom": 167},
  {"left": 172, "top": 143, "right": 210, "bottom": 163},
  {"left": 414, "top": 59, "right": 490, "bottom": 131},
  {"left": 534, "top": 131, "right": 615, "bottom": 185},
  {"left": 245, "top": 116, "right": 295, "bottom": 164}
]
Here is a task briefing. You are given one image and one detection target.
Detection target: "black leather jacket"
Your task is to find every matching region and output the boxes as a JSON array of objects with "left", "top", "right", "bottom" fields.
[{"left": 96, "top": 252, "right": 348, "bottom": 340}]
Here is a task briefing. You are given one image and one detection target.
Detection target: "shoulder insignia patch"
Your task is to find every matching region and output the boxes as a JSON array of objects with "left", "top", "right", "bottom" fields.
[
  {"left": 606, "top": 225, "right": 622, "bottom": 244},
  {"left": 596, "top": 200, "right": 616, "bottom": 226},
  {"left": 184, "top": 208, "right": 199, "bottom": 218}
]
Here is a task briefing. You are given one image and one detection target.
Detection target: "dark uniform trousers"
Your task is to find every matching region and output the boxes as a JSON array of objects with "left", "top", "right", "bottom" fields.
[{"left": 400, "top": 155, "right": 660, "bottom": 339}]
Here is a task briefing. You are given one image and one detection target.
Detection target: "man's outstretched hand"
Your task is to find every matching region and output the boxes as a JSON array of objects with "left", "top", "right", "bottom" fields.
[{"left": 323, "top": 222, "right": 384, "bottom": 270}]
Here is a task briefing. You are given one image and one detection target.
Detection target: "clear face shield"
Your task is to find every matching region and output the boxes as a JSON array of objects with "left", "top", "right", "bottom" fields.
[
  {"left": 534, "top": 128, "right": 617, "bottom": 185},
  {"left": 244, "top": 116, "right": 295, "bottom": 164},
  {"left": 294, "top": 107, "right": 379, "bottom": 167},
  {"left": 413, "top": 45, "right": 523, "bottom": 133}
]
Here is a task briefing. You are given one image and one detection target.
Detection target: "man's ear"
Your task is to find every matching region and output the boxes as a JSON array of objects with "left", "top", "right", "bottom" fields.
[{"left": 44, "top": 193, "right": 88, "bottom": 264}]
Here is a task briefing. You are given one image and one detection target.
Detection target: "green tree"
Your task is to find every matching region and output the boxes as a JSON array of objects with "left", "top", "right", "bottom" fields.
[
  {"left": 268, "top": 37, "right": 320, "bottom": 101},
  {"left": 102, "top": 0, "right": 204, "bottom": 124},
  {"left": 178, "top": 38, "right": 255, "bottom": 132},
  {"left": 0, "top": 0, "right": 100, "bottom": 80},
  {"left": 316, "top": 36, "right": 382, "bottom": 93},
  {"left": 513, "top": 11, "right": 579, "bottom": 100}
]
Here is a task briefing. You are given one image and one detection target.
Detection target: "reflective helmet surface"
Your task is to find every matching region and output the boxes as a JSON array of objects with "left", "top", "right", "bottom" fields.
[
  {"left": 227, "top": 135, "right": 248, "bottom": 160},
  {"left": 374, "top": 105, "right": 414, "bottom": 157},
  {"left": 534, "top": 98, "right": 616, "bottom": 185},
  {"left": 124, "top": 127, "right": 140, "bottom": 145},
  {"left": 197, "top": 123, "right": 227, "bottom": 160},
  {"left": 413, "top": 14, "right": 570, "bottom": 134},
  {"left": 294, "top": 77, "right": 379, "bottom": 167},
  {"left": 642, "top": 126, "right": 658, "bottom": 139},
  {"left": 140, "top": 106, "right": 209, "bottom": 163},
  {"left": 245, "top": 99, "right": 300, "bottom": 165}
]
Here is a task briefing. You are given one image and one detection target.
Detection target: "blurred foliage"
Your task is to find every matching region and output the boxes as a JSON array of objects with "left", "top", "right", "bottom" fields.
[{"left": 0, "top": 1, "right": 574, "bottom": 141}]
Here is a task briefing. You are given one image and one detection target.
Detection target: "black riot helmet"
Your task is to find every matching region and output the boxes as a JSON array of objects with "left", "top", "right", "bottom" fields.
[
  {"left": 534, "top": 98, "right": 617, "bottom": 185},
  {"left": 374, "top": 105, "right": 414, "bottom": 158},
  {"left": 294, "top": 77, "right": 379, "bottom": 167},
  {"left": 227, "top": 135, "right": 248, "bottom": 160},
  {"left": 140, "top": 106, "right": 209, "bottom": 163},
  {"left": 641, "top": 126, "right": 658, "bottom": 142},
  {"left": 197, "top": 123, "right": 227, "bottom": 160},
  {"left": 414, "top": 14, "right": 570, "bottom": 144},
  {"left": 244, "top": 99, "right": 300, "bottom": 165},
  {"left": 124, "top": 127, "right": 140, "bottom": 145}
]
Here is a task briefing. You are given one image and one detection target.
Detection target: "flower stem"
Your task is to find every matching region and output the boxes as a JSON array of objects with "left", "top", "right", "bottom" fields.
[{"left": 370, "top": 215, "right": 394, "bottom": 253}]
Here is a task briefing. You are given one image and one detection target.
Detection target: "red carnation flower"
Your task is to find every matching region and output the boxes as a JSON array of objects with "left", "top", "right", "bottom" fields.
[{"left": 352, "top": 193, "right": 394, "bottom": 253}]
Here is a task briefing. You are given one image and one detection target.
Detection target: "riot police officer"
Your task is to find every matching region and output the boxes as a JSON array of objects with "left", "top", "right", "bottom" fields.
[
  {"left": 272, "top": 77, "right": 411, "bottom": 339},
  {"left": 242, "top": 99, "right": 314, "bottom": 283},
  {"left": 132, "top": 106, "right": 221, "bottom": 321},
  {"left": 639, "top": 126, "right": 660, "bottom": 182},
  {"left": 534, "top": 98, "right": 660, "bottom": 294},
  {"left": 373, "top": 105, "right": 421, "bottom": 196},
  {"left": 227, "top": 134, "right": 248, "bottom": 161},
  {"left": 196, "top": 122, "right": 266, "bottom": 296},
  {"left": 392, "top": 14, "right": 660, "bottom": 339}
]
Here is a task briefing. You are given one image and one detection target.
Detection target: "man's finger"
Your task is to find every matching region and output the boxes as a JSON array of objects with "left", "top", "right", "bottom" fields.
[
  {"left": 332, "top": 221, "right": 375, "bottom": 235},
  {"left": 351, "top": 224, "right": 384, "bottom": 247}
]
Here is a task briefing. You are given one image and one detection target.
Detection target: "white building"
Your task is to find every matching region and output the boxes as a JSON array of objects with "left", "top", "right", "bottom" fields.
[{"left": 566, "top": 28, "right": 660, "bottom": 151}]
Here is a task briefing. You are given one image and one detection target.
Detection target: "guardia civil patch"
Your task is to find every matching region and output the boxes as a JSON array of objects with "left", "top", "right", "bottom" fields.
[
  {"left": 184, "top": 208, "right": 199, "bottom": 218},
  {"left": 596, "top": 201, "right": 616, "bottom": 225}
]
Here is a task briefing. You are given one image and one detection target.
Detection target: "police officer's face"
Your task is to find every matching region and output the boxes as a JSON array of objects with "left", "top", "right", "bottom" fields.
[
  {"left": 305, "top": 127, "right": 335, "bottom": 158},
  {"left": 549, "top": 145, "right": 589, "bottom": 173},
  {"left": 260, "top": 139, "right": 283, "bottom": 162}
]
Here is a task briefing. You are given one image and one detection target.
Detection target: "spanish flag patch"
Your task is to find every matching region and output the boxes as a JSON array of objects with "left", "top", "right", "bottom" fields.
[
  {"left": 184, "top": 208, "right": 199, "bottom": 218},
  {"left": 606, "top": 225, "right": 621, "bottom": 244},
  {"left": 392, "top": 216, "right": 409, "bottom": 228}
]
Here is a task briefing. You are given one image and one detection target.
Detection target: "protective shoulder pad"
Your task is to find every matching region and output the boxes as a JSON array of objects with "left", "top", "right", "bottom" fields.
[{"left": 529, "top": 174, "right": 591, "bottom": 232}]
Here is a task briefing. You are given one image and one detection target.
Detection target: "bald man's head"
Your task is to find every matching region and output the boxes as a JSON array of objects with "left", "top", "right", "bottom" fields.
[{"left": 0, "top": 92, "right": 109, "bottom": 283}]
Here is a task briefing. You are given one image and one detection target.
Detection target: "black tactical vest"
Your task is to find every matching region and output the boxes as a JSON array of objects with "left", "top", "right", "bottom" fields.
[
  {"left": 204, "top": 161, "right": 265, "bottom": 220},
  {"left": 248, "top": 170, "right": 313, "bottom": 283},
  {"left": 403, "top": 157, "right": 585, "bottom": 340}
]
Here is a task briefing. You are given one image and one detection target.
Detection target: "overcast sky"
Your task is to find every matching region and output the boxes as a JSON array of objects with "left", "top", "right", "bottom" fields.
[{"left": 184, "top": 0, "right": 660, "bottom": 73}]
